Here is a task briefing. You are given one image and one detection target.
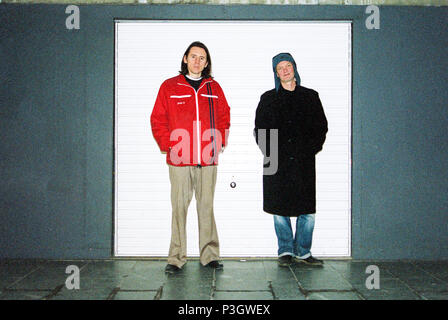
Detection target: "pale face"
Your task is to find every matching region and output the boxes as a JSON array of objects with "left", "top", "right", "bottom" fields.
[
  {"left": 183, "top": 46, "right": 208, "bottom": 78},
  {"left": 276, "top": 61, "right": 295, "bottom": 84}
]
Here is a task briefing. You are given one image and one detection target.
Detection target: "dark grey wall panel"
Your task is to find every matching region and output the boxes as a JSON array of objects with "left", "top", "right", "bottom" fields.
[{"left": 0, "top": 4, "right": 447, "bottom": 259}]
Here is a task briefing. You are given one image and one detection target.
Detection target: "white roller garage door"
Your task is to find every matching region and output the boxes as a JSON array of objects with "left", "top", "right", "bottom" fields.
[{"left": 114, "top": 21, "right": 351, "bottom": 257}]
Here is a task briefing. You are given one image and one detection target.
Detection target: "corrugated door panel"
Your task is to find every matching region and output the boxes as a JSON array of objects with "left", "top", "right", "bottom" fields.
[{"left": 115, "top": 21, "right": 351, "bottom": 257}]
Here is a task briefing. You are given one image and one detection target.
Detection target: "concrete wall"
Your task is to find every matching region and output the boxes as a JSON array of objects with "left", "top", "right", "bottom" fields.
[{"left": 0, "top": 4, "right": 447, "bottom": 259}]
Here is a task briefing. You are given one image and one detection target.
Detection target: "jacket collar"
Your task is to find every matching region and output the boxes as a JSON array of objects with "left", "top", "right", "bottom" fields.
[
  {"left": 176, "top": 74, "right": 213, "bottom": 86},
  {"left": 176, "top": 74, "right": 213, "bottom": 91}
]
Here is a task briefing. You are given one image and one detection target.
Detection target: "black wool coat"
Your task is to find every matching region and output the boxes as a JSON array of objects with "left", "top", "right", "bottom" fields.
[{"left": 254, "top": 85, "right": 328, "bottom": 216}]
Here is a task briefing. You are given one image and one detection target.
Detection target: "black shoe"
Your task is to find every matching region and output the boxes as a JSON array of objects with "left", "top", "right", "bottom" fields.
[
  {"left": 165, "top": 264, "right": 181, "bottom": 274},
  {"left": 206, "top": 260, "right": 223, "bottom": 270},
  {"left": 295, "top": 256, "right": 324, "bottom": 266},
  {"left": 278, "top": 255, "right": 293, "bottom": 267}
]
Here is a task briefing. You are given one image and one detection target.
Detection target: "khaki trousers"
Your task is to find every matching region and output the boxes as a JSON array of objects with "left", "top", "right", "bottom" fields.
[{"left": 167, "top": 165, "right": 220, "bottom": 268}]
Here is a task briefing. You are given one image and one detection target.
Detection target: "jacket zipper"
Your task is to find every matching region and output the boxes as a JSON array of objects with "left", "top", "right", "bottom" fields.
[{"left": 178, "top": 80, "right": 213, "bottom": 166}]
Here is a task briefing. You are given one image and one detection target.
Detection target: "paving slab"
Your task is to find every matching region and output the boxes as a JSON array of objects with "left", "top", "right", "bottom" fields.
[
  {"left": 419, "top": 291, "right": 448, "bottom": 300},
  {"left": 117, "top": 260, "right": 166, "bottom": 290},
  {"left": 352, "top": 278, "right": 422, "bottom": 300},
  {"left": 269, "top": 281, "right": 306, "bottom": 300},
  {"left": 80, "top": 260, "right": 136, "bottom": 278},
  {"left": 399, "top": 276, "right": 448, "bottom": 293},
  {"left": 291, "top": 265, "right": 353, "bottom": 291},
  {"left": 0, "top": 290, "right": 51, "bottom": 300},
  {"left": 118, "top": 274, "right": 163, "bottom": 291},
  {"left": 376, "top": 261, "right": 423, "bottom": 279},
  {"left": 0, "top": 260, "right": 40, "bottom": 277},
  {"left": 114, "top": 290, "right": 158, "bottom": 300},
  {"left": 262, "top": 260, "right": 297, "bottom": 282},
  {"left": 328, "top": 260, "right": 397, "bottom": 280},
  {"left": 160, "top": 262, "right": 214, "bottom": 300},
  {"left": 215, "top": 261, "right": 269, "bottom": 291},
  {"left": 413, "top": 261, "right": 448, "bottom": 282},
  {"left": 51, "top": 287, "right": 115, "bottom": 300},
  {"left": 161, "top": 277, "right": 212, "bottom": 300},
  {"left": 307, "top": 291, "right": 363, "bottom": 300},
  {"left": 213, "top": 291, "right": 273, "bottom": 300},
  {"left": 6, "top": 260, "right": 88, "bottom": 290}
]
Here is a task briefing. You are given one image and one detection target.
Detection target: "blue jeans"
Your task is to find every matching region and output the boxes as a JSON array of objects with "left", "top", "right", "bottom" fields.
[{"left": 273, "top": 214, "right": 315, "bottom": 259}]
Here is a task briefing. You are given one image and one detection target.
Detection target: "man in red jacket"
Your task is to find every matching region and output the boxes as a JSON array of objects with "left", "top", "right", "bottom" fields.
[{"left": 151, "top": 42, "right": 230, "bottom": 274}]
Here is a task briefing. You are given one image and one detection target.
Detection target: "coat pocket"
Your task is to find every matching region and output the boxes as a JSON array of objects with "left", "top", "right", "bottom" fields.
[
  {"left": 170, "top": 95, "right": 192, "bottom": 98},
  {"left": 200, "top": 94, "right": 219, "bottom": 99},
  {"left": 170, "top": 95, "right": 191, "bottom": 106}
]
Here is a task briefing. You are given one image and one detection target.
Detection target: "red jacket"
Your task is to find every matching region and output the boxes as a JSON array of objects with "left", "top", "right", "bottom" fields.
[{"left": 151, "top": 74, "right": 231, "bottom": 166}]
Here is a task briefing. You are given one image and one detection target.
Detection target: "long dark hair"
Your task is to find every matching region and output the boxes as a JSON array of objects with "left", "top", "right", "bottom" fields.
[{"left": 180, "top": 41, "right": 213, "bottom": 79}]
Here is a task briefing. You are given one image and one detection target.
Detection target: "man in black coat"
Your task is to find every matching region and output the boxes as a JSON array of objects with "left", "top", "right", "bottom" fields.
[{"left": 254, "top": 53, "right": 328, "bottom": 267}]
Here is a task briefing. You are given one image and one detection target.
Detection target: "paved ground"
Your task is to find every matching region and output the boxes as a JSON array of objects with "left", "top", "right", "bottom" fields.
[{"left": 0, "top": 259, "right": 447, "bottom": 300}]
